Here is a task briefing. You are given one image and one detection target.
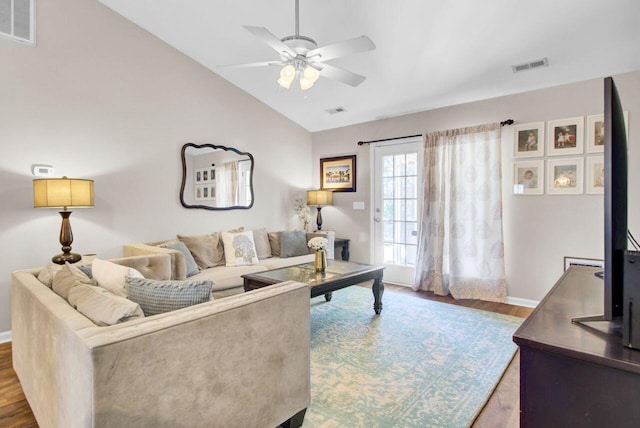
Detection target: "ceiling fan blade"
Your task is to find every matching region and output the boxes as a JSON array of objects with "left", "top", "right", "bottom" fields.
[
  {"left": 317, "top": 63, "right": 366, "bottom": 87},
  {"left": 217, "top": 61, "right": 282, "bottom": 69},
  {"left": 243, "top": 26, "right": 296, "bottom": 58},
  {"left": 307, "top": 36, "right": 375, "bottom": 62}
]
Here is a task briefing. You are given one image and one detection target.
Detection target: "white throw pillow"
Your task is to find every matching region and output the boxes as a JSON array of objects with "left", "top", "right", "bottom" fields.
[
  {"left": 220, "top": 230, "right": 259, "bottom": 267},
  {"left": 92, "top": 258, "right": 144, "bottom": 297}
]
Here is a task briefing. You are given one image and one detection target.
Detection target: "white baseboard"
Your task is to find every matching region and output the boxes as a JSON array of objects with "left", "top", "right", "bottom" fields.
[
  {"left": 0, "top": 330, "right": 11, "bottom": 344},
  {"left": 506, "top": 296, "right": 539, "bottom": 308}
]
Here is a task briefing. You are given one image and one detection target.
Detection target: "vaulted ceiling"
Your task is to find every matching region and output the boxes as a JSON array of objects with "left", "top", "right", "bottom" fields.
[{"left": 99, "top": 0, "right": 640, "bottom": 132}]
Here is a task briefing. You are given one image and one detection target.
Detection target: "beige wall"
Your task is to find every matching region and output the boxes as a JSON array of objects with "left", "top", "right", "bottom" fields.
[
  {"left": 0, "top": 0, "right": 312, "bottom": 332},
  {"left": 313, "top": 70, "right": 640, "bottom": 304}
]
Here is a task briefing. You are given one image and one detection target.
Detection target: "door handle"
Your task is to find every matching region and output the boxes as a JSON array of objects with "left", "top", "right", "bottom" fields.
[{"left": 374, "top": 217, "right": 381, "bottom": 222}]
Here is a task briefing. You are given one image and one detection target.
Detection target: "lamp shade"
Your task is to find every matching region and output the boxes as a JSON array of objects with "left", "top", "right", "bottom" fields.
[
  {"left": 33, "top": 177, "right": 94, "bottom": 209},
  {"left": 306, "top": 190, "right": 333, "bottom": 206}
]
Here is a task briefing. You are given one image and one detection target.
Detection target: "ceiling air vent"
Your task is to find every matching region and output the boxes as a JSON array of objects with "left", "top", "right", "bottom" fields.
[
  {"left": 325, "top": 106, "right": 346, "bottom": 115},
  {"left": 512, "top": 57, "right": 548, "bottom": 73},
  {"left": 0, "top": 0, "right": 35, "bottom": 45}
]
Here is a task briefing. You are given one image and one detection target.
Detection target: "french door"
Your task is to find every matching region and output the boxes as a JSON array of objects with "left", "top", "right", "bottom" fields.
[{"left": 372, "top": 140, "right": 422, "bottom": 286}]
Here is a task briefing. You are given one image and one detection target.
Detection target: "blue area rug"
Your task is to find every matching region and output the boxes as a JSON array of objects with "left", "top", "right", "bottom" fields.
[{"left": 304, "top": 286, "right": 522, "bottom": 428}]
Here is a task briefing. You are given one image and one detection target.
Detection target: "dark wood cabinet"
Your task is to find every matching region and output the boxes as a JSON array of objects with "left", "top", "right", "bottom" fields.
[{"left": 513, "top": 266, "right": 640, "bottom": 427}]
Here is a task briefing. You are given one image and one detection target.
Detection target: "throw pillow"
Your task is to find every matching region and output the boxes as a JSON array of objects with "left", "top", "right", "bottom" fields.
[
  {"left": 37, "top": 262, "right": 65, "bottom": 288},
  {"left": 52, "top": 263, "right": 95, "bottom": 300},
  {"left": 159, "top": 240, "right": 200, "bottom": 277},
  {"left": 268, "top": 231, "right": 282, "bottom": 257},
  {"left": 220, "top": 230, "right": 259, "bottom": 267},
  {"left": 177, "top": 233, "right": 225, "bottom": 269},
  {"left": 92, "top": 258, "right": 144, "bottom": 298},
  {"left": 78, "top": 264, "right": 93, "bottom": 279},
  {"left": 252, "top": 228, "right": 272, "bottom": 259},
  {"left": 125, "top": 276, "right": 213, "bottom": 316},
  {"left": 68, "top": 283, "right": 145, "bottom": 326},
  {"left": 280, "top": 230, "right": 309, "bottom": 258}
]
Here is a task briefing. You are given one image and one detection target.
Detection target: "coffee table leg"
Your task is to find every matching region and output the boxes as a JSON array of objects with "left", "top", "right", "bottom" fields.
[
  {"left": 372, "top": 275, "right": 384, "bottom": 314},
  {"left": 324, "top": 292, "right": 332, "bottom": 302}
]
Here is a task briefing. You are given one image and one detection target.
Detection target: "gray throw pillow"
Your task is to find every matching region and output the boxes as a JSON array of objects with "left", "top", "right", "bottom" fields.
[
  {"left": 124, "top": 276, "right": 213, "bottom": 316},
  {"left": 279, "top": 230, "right": 309, "bottom": 258},
  {"left": 160, "top": 240, "right": 200, "bottom": 277}
]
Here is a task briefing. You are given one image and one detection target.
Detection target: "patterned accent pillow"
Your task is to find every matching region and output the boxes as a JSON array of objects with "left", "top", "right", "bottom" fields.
[
  {"left": 220, "top": 230, "right": 259, "bottom": 267},
  {"left": 78, "top": 264, "right": 93, "bottom": 279},
  {"left": 280, "top": 230, "right": 309, "bottom": 258},
  {"left": 125, "top": 276, "right": 213, "bottom": 316},
  {"left": 160, "top": 240, "right": 200, "bottom": 277}
]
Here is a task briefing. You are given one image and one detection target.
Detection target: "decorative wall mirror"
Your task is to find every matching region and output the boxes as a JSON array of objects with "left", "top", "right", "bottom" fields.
[{"left": 180, "top": 143, "right": 254, "bottom": 210}]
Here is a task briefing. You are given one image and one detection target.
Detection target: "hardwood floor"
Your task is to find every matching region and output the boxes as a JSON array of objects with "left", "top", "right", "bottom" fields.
[{"left": 0, "top": 285, "right": 532, "bottom": 427}]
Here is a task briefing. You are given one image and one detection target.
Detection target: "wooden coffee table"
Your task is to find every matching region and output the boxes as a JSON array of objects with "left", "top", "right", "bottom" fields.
[{"left": 242, "top": 260, "right": 385, "bottom": 314}]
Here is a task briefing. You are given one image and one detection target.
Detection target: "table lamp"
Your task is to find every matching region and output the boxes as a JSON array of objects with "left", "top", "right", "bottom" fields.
[
  {"left": 306, "top": 190, "right": 333, "bottom": 231},
  {"left": 33, "top": 176, "right": 94, "bottom": 264}
]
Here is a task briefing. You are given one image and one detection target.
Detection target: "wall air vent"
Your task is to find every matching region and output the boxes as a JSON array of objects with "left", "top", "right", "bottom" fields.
[
  {"left": 326, "top": 106, "right": 346, "bottom": 115},
  {"left": 512, "top": 57, "right": 548, "bottom": 73},
  {"left": 0, "top": 0, "right": 35, "bottom": 45}
]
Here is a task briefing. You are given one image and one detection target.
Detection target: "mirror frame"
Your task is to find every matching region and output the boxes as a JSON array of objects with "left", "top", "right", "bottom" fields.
[{"left": 180, "top": 142, "right": 255, "bottom": 210}]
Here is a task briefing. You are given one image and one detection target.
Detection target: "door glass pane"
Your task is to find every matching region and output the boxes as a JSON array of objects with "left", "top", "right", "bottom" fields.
[{"left": 379, "top": 151, "right": 419, "bottom": 267}]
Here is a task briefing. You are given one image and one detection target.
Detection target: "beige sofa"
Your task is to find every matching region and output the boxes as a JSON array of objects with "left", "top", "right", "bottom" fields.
[
  {"left": 124, "top": 231, "right": 335, "bottom": 298},
  {"left": 11, "top": 254, "right": 310, "bottom": 428}
]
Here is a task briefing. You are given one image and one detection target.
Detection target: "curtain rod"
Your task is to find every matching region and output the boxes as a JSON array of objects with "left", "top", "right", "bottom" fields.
[{"left": 356, "top": 119, "right": 514, "bottom": 146}]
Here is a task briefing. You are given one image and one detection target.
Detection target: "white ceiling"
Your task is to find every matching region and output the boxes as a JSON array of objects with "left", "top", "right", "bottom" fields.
[{"left": 98, "top": 0, "right": 640, "bottom": 132}]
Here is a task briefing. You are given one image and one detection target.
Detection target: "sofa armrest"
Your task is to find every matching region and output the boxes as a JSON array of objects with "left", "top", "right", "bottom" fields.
[{"left": 123, "top": 243, "right": 186, "bottom": 280}]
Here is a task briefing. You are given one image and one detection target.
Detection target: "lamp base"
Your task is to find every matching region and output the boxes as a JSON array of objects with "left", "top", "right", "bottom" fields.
[{"left": 52, "top": 252, "right": 82, "bottom": 265}]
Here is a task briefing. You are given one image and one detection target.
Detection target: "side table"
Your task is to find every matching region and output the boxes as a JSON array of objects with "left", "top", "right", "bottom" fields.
[{"left": 334, "top": 238, "right": 350, "bottom": 261}]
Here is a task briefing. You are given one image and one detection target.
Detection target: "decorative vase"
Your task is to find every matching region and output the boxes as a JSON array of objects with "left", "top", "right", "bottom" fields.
[{"left": 315, "top": 249, "right": 327, "bottom": 273}]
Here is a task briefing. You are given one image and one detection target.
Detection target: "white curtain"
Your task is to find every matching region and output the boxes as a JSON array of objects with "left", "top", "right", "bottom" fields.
[
  {"left": 413, "top": 123, "right": 506, "bottom": 301},
  {"left": 218, "top": 161, "right": 239, "bottom": 206}
]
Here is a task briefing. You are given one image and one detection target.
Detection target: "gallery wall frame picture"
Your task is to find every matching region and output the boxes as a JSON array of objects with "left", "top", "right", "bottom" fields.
[
  {"left": 547, "top": 117, "right": 584, "bottom": 156},
  {"left": 547, "top": 157, "right": 584, "bottom": 195},
  {"left": 585, "top": 156, "right": 605, "bottom": 195},
  {"left": 513, "top": 159, "right": 544, "bottom": 195},
  {"left": 320, "top": 155, "right": 357, "bottom": 192},
  {"left": 513, "top": 122, "right": 545, "bottom": 158},
  {"left": 586, "top": 111, "right": 630, "bottom": 153}
]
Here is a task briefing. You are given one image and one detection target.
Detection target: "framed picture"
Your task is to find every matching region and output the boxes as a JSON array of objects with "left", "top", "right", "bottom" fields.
[
  {"left": 547, "top": 117, "right": 584, "bottom": 156},
  {"left": 564, "top": 256, "right": 604, "bottom": 271},
  {"left": 513, "top": 122, "right": 544, "bottom": 158},
  {"left": 585, "top": 156, "right": 605, "bottom": 194},
  {"left": 547, "top": 158, "right": 584, "bottom": 195},
  {"left": 586, "top": 111, "right": 630, "bottom": 153},
  {"left": 513, "top": 160, "right": 544, "bottom": 195},
  {"left": 320, "top": 155, "right": 356, "bottom": 192}
]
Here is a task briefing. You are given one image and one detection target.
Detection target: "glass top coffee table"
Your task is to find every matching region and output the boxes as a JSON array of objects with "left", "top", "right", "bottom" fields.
[{"left": 242, "top": 260, "right": 385, "bottom": 314}]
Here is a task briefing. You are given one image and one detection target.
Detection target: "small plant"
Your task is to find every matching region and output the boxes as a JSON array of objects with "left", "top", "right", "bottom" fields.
[{"left": 294, "top": 196, "right": 313, "bottom": 231}]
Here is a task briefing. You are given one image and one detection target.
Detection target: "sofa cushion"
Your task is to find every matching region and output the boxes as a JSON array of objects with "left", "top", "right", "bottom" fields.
[
  {"left": 93, "top": 258, "right": 144, "bottom": 297},
  {"left": 177, "top": 233, "right": 225, "bottom": 269},
  {"left": 268, "top": 231, "right": 282, "bottom": 257},
  {"left": 160, "top": 240, "right": 199, "bottom": 277},
  {"left": 280, "top": 231, "right": 309, "bottom": 258},
  {"left": 68, "top": 282, "right": 145, "bottom": 326},
  {"left": 125, "top": 276, "right": 213, "bottom": 316},
  {"left": 221, "top": 231, "right": 259, "bottom": 267},
  {"left": 252, "top": 228, "right": 272, "bottom": 259},
  {"left": 52, "top": 263, "right": 96, "bottom": 300}
]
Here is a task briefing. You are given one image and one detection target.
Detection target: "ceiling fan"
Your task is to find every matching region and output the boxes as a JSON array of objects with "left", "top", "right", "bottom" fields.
[{"left": 218, "top": 0, "right": 375, "bottom": 91}]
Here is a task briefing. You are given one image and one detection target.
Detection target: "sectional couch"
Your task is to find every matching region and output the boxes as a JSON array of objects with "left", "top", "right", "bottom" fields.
[{"left": 11, "top": 254, "right": 311, "bottom": 428}]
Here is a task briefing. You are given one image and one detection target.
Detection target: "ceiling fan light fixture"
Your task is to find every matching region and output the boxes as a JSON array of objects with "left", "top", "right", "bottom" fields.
[
  {"left": 299, "top": 76, "right": 314, "bottom": 90},
  {"left": 303, "top": 65, "right": 320, "bottom": 83},
  {"left": 277, "top": 64, "right": 296, "bottom": 88}
]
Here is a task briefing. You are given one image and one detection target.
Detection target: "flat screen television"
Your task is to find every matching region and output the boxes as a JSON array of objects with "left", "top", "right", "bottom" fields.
[
  {"left": 572, "top": 76, "right": 627, "bottom": 324},
  {"left": 603, "top": 76, "right": 628, "bottom": 321}
]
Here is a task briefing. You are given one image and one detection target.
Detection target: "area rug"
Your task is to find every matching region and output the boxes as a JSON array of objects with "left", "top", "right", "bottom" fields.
[{"left": 303, "top": 286, "right": 522, "bottom": 428}]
